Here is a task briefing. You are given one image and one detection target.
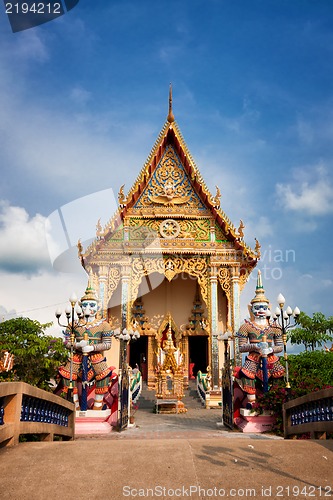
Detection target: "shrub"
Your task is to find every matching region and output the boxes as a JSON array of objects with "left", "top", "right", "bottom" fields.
[{"left": 253, "top": 350, "right": 333, "bottom": 436}]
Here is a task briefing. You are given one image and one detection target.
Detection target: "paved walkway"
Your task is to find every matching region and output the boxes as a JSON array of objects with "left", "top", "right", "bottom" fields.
[
  {"left": 1, "top": 433, "right": 332, "bottom": 500},
  {"left": 1, "top": 401, "right": 333, "bottom": 500},
  {"left": 78, "top": 406, "right": 283, "bottom": 441}
]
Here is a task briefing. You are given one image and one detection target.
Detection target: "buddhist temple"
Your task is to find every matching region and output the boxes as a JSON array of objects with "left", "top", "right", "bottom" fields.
[{"left": 79, "top": 89, "right": 259, "bottom": 400}]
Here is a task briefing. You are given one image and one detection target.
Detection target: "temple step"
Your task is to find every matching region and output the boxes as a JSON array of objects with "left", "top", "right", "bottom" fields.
[
  {"left": 183, "top": 380, "right": 205, "bottom": 409},
  {"left": 136, "top": 381, "right": 204, "bottom": 411},
  {"left": 136, "top": 382, "right": 156, "bottom": 410}
]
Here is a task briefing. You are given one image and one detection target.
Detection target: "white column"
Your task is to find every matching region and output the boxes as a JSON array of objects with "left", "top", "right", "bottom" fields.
[
  {"left": 98, "top": 266, "right": 108, "bottom": 318},
  {"left": 120, "top": 261, "right": 131, "bottom": 334},
  {"left": 210, "top": 221, "right": 216, "bottom": 242}
]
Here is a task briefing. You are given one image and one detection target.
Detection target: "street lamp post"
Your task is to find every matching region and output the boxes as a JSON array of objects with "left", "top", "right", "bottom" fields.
[
  {"left": 114, "top": 326, "right": 141, "bottom": 367},
  {"left": 55, "top": 293, "right": 89, "bottom": 404},
  {"left": 218, "top": 331, "right": 234, "bottom": 429},
  {"left": 268, "top": 293, "right": 300, "bottom": 394},
  {"left": 114, "top": 323, "right": 140, "bottom": 430}
]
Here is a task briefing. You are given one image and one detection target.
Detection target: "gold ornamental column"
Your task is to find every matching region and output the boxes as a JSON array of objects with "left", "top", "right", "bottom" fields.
[
  {"left": 120, "top": 259, "right": 132, "bottom": 359},
  {"left": 230, "top": 266, "right": 241, "bottom": 331},
  {"left": 231, "top": 265, "right": 241, "bottom": 366},
  {"left": 147, "top": 335, "right": 155, "bottom": 389},
  {"left": 117, "top": 259, "right": 132, "bottom": 430},
  {"left": 209, "top": 261, "right": 219, "bottom": 389}
]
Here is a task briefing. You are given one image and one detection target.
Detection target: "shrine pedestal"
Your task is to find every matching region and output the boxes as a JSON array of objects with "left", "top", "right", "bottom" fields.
[
  {"left": 156, "top": 399, "right": 179, "bottom": 414},
  {"left": 205, "top": 390, "right": 222, "bottom": 409},
  {"left": 75, "top": 409, "right": 114, "bottom": 435},
  {"left": 234, "top": 409, "right": 276, "bottom": 433}
]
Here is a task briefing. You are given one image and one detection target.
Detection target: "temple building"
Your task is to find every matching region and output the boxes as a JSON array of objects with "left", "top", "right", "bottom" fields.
[{"left": 80, "top": 91, "right": 259, "bottom": 394}]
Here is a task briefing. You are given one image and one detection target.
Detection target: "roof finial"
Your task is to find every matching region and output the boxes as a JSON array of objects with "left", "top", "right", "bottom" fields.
[{"left": 167, "top": 83, "right": 175, "bottom": 123}]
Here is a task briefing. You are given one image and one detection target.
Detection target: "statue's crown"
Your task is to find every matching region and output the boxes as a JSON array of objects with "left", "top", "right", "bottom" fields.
[
  {"left": 80, "top": 275, "right": 99, "bottom": 303},
  {"left": 250, "top": 270, "right": 269, "bottom": 304}
]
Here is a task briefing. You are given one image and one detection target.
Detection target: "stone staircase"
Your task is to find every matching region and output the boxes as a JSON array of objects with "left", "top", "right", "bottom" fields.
[
  {"left": 183, "top": 379, "right": 204, "bottom": 409},
  {"left": 136, "top": 382, "right": 155, "bottom": 410},
  {"left": 136, "top": 380, "right": 203, "bottom": 412}
]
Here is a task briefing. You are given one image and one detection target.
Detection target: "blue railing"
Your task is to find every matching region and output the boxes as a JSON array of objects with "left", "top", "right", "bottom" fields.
[
  {"left": 0, "top": 381, "right": 75, "bottom": 447},
  {"left": 283, "top": 387, "right": 333, "bottom": 439}
]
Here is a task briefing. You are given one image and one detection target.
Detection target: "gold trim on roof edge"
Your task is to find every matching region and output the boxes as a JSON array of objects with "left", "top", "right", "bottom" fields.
[{"left": 82, "top": 119, "right": 258, "bottom": 265}]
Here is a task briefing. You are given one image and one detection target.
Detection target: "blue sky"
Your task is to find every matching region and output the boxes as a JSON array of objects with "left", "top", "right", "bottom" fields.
[{"left": 0, "top": 1, "right": 332, "bottom": 344}]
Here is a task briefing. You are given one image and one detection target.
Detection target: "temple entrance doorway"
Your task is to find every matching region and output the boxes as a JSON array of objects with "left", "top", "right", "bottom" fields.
[
  {"left": 188, "top": 336, "right": 208, "bottom": 378},
  {"left": 129, "top": 336, "right": 148, "bottom": 381}
]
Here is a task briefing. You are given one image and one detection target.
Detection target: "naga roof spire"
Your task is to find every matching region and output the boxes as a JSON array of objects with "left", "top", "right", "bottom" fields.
[{"left": 167, "top": 83, "right": 175, "bottom": 123}]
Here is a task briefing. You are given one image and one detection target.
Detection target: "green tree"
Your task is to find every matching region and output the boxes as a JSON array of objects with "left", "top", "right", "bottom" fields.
[
  {"left": 288, "top": 312, "right": 333, "bottom": 351},
  {"left": 288, "top": 351, "right": 333, "bottom": 387},
  {"left": 0, "top": 317, "right": 68, "bottom": 391}
]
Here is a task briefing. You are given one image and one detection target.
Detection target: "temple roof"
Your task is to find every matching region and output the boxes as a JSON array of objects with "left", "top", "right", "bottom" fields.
[
  {"left": 82, "top": 96, "right": 259, "bottom": 267},
  {"left": 126, "top": 121, "right": 211, "bottom": 209}
]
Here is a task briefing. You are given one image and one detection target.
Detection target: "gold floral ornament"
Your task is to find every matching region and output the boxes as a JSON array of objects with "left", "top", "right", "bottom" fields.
[
  {"left": 255, "top": 238, "right": 261, "bottom": 259},
  {"left": 149, "top": 181, "right": 190, "bottom": 206},
  {"left": 212, "top": 185, "right": 221, "bottom": 209},
  {"left": 159, "top": 219, "right": 181, "bottom": 239},
  {"left": 118, "top": 184, "right": 126, "bottom": 207},
  {"left": 237, "top": 220, "right": 245, "bottom": 239},
  {"left": 164, "top": 258, "right": 176, "bottom": 281},
  {"left": 77, "top": 239, "right": 84, "bottom": 267},
  {"left": 135, "top": 145, "right": 206, "bottom": 211},
  {"left": 96, "top": 218, "right": 103, "bottom": 239},
  {"left": 77, "top": 239, "right": 83, "bottom": 258}
]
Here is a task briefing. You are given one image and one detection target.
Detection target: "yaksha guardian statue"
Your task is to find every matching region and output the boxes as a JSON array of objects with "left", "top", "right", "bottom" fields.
[
  {"left": 58, "top": 282, "right": 114, "bottom": 411},
  {"left": 235, "top": 271, "right": 285, "bottom": 407}
]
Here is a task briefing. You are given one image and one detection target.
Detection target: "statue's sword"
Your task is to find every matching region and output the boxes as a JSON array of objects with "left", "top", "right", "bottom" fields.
[
  {"left": 81, "top": 332, "right": 89, "bottom": 411},
  {"left": 261, "top": 334, "right": 269, "bottom": 393}
]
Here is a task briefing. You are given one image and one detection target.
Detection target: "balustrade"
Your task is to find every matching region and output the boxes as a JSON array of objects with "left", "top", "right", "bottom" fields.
[
  {"left": 0, "top": 382, "right": 75, "bottom": 447},
  {"left": 283, "top": 387, "right": 333, "bottom": 439}
]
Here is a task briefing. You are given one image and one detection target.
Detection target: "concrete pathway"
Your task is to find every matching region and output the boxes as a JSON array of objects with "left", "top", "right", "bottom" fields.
[
  {"left": 1, "top": 435, "right": 332, "bottom": 500},
  {"left": 1, "top": 403, "right": 333, "bottom": 500}
]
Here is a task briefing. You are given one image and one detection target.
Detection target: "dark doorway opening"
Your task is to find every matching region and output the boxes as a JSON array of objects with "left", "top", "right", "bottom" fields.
[
  {"left": 129, "top": 336, "right": 148, "bottom": 381},
  {"left": 188, "top": 336, "right": 208, "bottom": 377}
]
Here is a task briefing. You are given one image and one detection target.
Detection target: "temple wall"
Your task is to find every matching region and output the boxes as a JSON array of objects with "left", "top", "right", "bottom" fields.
[
  {"left": 141, "top": 273, "right": 202, "bottom": 328},
  {"left": 105, "top": 338, "right": 120, "bottom": 372},
  {"left": 102, "top": 267, "right": 232, "bottom": 381}
]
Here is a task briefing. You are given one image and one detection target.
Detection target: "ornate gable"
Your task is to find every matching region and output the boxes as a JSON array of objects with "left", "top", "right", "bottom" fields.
[
  {"left": 132, "top": 144, "right": 207, "bottom": 213},
  {"left": 122, "top": 119, "right": 216, "bottom": 218},
  {"left": 82, "top": 97, "right": 259, "bottom": 278}
]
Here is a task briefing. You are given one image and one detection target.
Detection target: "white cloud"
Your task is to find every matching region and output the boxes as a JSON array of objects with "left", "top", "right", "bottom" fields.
[
  {"left": 1, "top": 29, "right": 49, "bottom": 64},
  {"left": 244, "top": 216, "right": 274, "bottom": 241},
  {"left": 0, "top": 202, "right": 51, "bottom": 273},
  {"left": 0, "top": 35, "right": 157, "bottom": 211},
  {"left": 0, "top": 91, "right": 144, "bottom": 209},
  {"left": 0, "top": 192, "right": 121, "bottom": 275},
  {"left": 44, "top": 187, "right": 119, "bottom": 267},
  {"left": 0, "top": 269, "right": 87, "bottom": 334},
  {"left": 70, "top": 86, "right": 92, "bottom": 105},
  {"left": 276, "top": 165, "right": 333, "bottom": 216},
  {"left": 296, "top": 117, "right": 314, "bottom": 145}
]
